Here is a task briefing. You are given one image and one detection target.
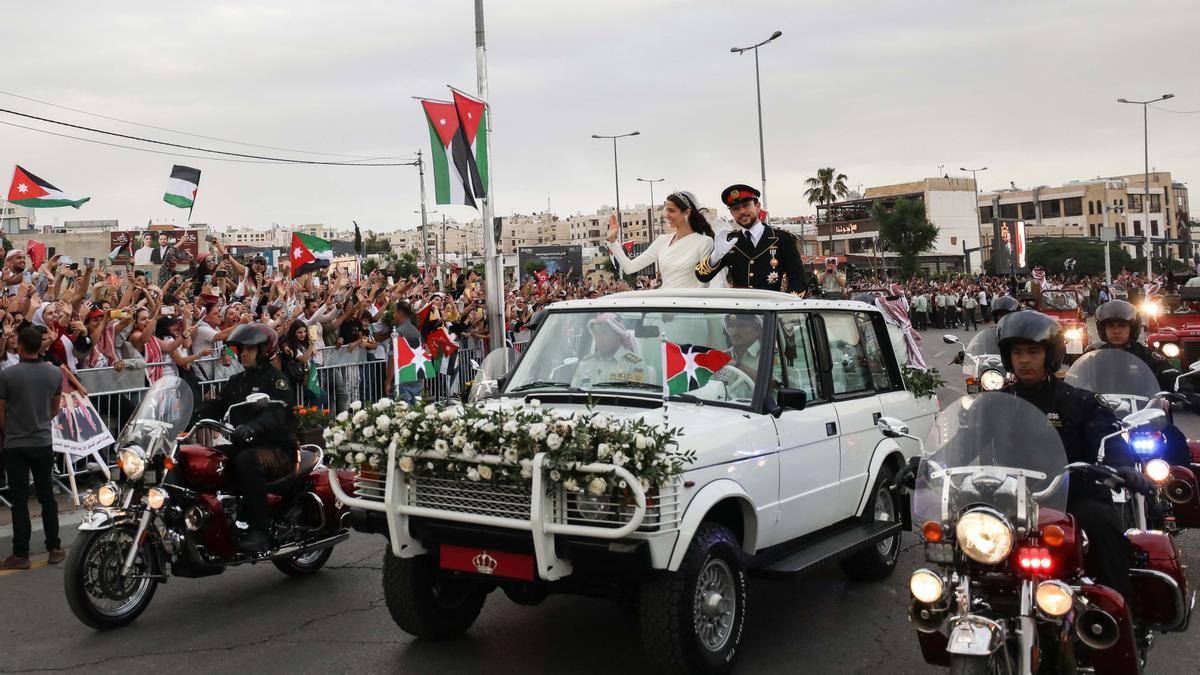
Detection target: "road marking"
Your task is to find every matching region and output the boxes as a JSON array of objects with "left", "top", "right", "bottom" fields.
[{"left": 0, "top": 558, "right": 50, "bottom": 577}]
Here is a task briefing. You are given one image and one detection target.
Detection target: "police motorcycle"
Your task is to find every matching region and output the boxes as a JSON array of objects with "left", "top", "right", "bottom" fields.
[
  {"left": 944, "top": 327, "right": 1007, "bottom": 393},
  {"left": 884, "top": 393, "right": 1191, "bottom": 674},
  {"left": 64, "top": 376, "right": 355, "bottom": 629},
  {"left": 1064, "top": 349, "right": 1200, "bottom": 534}
]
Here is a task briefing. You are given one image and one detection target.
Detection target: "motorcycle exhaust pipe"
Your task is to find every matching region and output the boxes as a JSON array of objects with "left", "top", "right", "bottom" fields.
[
  {"left": 1166, "top": 478, "right": 1194, "bottom": 505},
  {"left": 1075, "top": 607, "right": 1120, "bottom": 650},
  {"left": 269, "top": 531, "right": 350, "bottom": 562}
]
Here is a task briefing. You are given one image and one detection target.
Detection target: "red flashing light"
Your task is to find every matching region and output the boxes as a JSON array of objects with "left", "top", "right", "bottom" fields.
[{"left": 1017, "top": 547, "right": 1053, "bottom": 573}]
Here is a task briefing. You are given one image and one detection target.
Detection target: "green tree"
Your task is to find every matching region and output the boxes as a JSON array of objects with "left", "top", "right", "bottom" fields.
[
  {"left": 872, "top": 198, "right": 938, "bottom": 279},
  {"left": 362, "top": 251, "right": 418, "bottom": 279},
  {"left": 803, "top": 167, "right": 850, "bottom": 206},
  {"left": 364, "top": 231, "right": 392, "bottom": 255},
  {"left": 1023, "top": 238, "right": 1132, "bottom": 277}
]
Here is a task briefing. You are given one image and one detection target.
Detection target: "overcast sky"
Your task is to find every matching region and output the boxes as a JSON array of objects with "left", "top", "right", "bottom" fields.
[{"left": 4, "top": 0, "right": 1198, "bottom": 234}]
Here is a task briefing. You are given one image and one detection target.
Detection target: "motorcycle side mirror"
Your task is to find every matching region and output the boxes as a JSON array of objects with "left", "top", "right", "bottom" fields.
[
  {"left": 246, "top": 393, "right": 270, "bottom": 406},
  {"left": 876, "top": 416, "right": 909, "bottom": 438},
  {"left": 1190, "top": 360, "right": 1200, "bottom": 372},
  {"left": 942, "top": 335, "right": 962, "bottom": 345},
  {"left": 1122, "top": 408, "right": 1168, "bottom": 433}
]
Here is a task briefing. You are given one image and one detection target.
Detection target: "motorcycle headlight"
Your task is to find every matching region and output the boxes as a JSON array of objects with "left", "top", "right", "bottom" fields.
[
  {"left": 956, "top": 510, "right": 1014, "bottom": 564},
  {"left": 1161, "top": 343, "right": 1181, "bottom": 358},
  {"left": 97, "top": 483, "right": 119, "bottom": 507},
  {"left": 146, "top": 487, "right": 168, "bottom": 510},
  {"left": 910, "top": 569, "right": 945, "bottom": 603},
  {"left": 979, "top": 369, "right": 1006, "bottom": 391},
  {"left": 1145, "top": 459, "right": 1171, "bottom": 483},
  {"left": 1064, "top": 328, "right": 1083, "bottom": 341},
  {"left": 1035, "top": 580, "right": 1074, "bottom": 617},
  {"left": 118, "top": 448, "right": 146, "bottom": 482}
]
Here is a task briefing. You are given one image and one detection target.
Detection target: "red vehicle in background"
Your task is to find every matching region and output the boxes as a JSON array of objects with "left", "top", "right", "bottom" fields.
[
  {"left": 1038, "top": 289, "right": 1090, "bottom": 363},
  {"left": 1143, "top": 288, "right": 1200, "bottom": 370}
]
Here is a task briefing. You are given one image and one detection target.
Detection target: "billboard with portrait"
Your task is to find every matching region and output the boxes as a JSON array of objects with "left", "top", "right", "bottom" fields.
[
  {"left": 110, "top": 228, "right": 200, "bottom": 266},
  {"left": 992, "top": 220, "right": 1027, "bottom": 273},
  {"left": 517, "top": 245, "right": 583, "bottom": 282}
]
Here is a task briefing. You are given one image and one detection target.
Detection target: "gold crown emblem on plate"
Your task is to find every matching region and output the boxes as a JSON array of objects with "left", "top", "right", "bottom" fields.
[{"left": 473, "top": 551, "right": 498, "bottom": 575}]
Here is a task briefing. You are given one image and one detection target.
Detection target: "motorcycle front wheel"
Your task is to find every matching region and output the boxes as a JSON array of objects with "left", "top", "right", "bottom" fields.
[
  {"left": 949, "top": 653, "right": 1011, "bottom": 675},
  {"left": 64, "top": 526, "right": 159, "bottom": 630}
]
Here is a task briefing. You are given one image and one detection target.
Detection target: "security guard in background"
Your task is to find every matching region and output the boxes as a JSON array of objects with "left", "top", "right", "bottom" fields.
[
  {"left": 695, "top": 184, "right": 804, "bottom": 292},
  {"left": 570, "top": 313, "right": 653, "bottom": 388},
  {"left": 199, "top": 324, "right": 297, "bottom": 553},
  {"left": 1086, "top": 299, "right": 1179, "bottom": 389},
  {"left": 996, "top": 311, "right": 1150, "bottom": 601}
]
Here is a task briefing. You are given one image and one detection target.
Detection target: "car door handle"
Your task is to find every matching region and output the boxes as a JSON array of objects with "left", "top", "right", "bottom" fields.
[
  {"left": 872, "top": 412, "right": 881, "bottom": 425},
  {"left": 826, "top": 422, "right": 837, "bottom": 436}
]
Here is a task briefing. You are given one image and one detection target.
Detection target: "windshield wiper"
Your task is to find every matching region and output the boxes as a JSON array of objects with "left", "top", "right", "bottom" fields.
[
  {"left": 591, "top": 381, "right": 661, "bottom": 391},
  {"left": 509, "top": 381, "right": 585, "bottom": 394},
  {"left": 670, "top": 392, "right": 704, "bottom": 405}
]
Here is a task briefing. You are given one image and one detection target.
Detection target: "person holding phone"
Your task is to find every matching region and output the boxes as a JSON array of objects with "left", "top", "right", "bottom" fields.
[{"left": 816, "top": 256, "right": 847, "bottom": 299}]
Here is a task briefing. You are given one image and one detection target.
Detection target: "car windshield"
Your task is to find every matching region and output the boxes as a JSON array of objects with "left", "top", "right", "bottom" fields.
[
  {"left": 1040, "top": 292, "right": 1078, "bottom": 310},
  {"left": 505, "top": 309, "right": 768, "bottom": 406}
]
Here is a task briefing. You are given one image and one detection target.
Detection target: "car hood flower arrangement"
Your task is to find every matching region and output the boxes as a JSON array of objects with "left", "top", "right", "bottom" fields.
[{"left": 324, "top": 398, "right": 693, "bottom": 495}]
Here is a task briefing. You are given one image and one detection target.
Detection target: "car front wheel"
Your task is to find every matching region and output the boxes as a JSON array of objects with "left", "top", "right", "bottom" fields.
[
  {"left": 639, "top": 524, "right": 747, "bottom": 674},
  {"left": 382, "top": 550, "right": 488, "bottom": 640},
  {"left": 839, "top": 464, "right": 901, "bottom": 581}
]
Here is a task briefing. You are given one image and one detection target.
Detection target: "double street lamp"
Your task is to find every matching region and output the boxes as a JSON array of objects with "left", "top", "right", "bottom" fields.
[
  {"left": 592, "top": 131, "right": 640, "bottom": 242},
  {"left": 1117, "top": 93, "right": 1174, "bottom": 278},
  {"left": 637, "top": 177, "right": 664, "bottom": 239},
  {"left": 731, "top": 30, "right": 782, "bottom": 210}
]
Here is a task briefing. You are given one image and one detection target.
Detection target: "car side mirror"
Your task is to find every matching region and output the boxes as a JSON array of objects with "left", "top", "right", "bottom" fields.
[
  {"left": 942, "top": 335, "right": 961, "bottom": 345},
  {"left": 1122, "top": 408, "right": 1167, "bottom": 433},
  {"left": 876, "top": 416, "right": 909, "bottom": 438},
  {"left": 777, "top": 388, "right": 807, "bottom": 411}
]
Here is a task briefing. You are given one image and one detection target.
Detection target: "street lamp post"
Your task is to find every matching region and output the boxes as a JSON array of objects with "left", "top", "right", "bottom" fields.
[
  {"left": 960, "top": 166, "right": 988, "bottom": 272},
  {"left": 1118, "top": 93, "right": 1173, "bottom": 279},
  {"left": 637, "top": 177, "right": 664, "bottom": 239},
  {"left": 731, "top": 30, "right": 782, "bottom": 209},
  {"left": 592, "top": 131, "right": 640, "bottom": 242}
]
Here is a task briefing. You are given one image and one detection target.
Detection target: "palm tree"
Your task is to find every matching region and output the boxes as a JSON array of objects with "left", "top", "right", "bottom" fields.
[{"left": 803, "top": 168, "right": 850, "bottom": 206}]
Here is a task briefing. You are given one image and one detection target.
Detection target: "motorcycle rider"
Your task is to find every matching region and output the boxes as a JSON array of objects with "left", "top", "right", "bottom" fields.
[
  {"left": 996, "top": 311, "right": 1150, "bottom": 601},
  {"left": 989, "top": 295, "right": 1021, "bottom": 324},
  {"left": 1086, "top": 299, "right": 1179, "bottom": 389},
  {"left": 198, "top": 324, "right": 297, "bottom": 553}
]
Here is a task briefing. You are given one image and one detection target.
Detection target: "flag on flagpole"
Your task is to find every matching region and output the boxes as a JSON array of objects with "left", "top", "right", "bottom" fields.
[
  {"left": 7, "top": 165, "right": 89, "bottom": 208},
  {"left": 394, "top": 335, "right": 435, "bottom": 384},
  {"left": 451, "top": 89, "right": 488, "bottom": 199},
  {"left": 419, "top": 98, "right": 482, "bottom": 209},
  {"left": 163, "top": 165, "right": 201, "bottom": 209},
  {"left": 426, "top": 326, "right": 459, "bottom": 375},
  {"left": 663, "top": 341, "right": 733, "bottom": 395},
  {"left": 289, "top": 232, "right": 333, "bottom": 278}
]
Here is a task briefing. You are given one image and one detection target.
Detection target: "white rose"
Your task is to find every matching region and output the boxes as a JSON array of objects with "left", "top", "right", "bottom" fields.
[
  {"left": 335, "top": 411, "right": 348, "bottom": 423},
  {"left": 332, "top": 431, "right": 346, "bottom": 446},
  {"left": 322, "top": 428, "right": 334, "bottom": 441},
  {"left": 596, "top": 443, "right": 611, "bottom": 459},
  {"left": 354, "top": 452, "right": 366, "bottom": 464},
  {"left": 591, "top": 415, "right": 610, "bottom": 429},
  {"left": 612, "top": 451, "right": 628, "bottom": 468},
  {"left": 588, "top": 477, "right": 607, "bottom": 496},
  {"left": 376, "top": 416, "right": 391, "bottom": 431},
  {"left": 635, "top": 434, "right": 648, "bottom": 450},
  {"left": 399, "top": 456, "right": 414, "bottom": 473},
  {"left": 369, "top": 455, "right": 380, "bottom": 468},
  {"left": 467, "top": 468, "right": 481, "bottom": 482},
  {"left": 503, "top": 420, "right": 519, "bottom": 434},
  {"left": 401, "top": 428, "right": 412, "bottom": 439},
  {"left": 363, "top": 426, "right": 376, "bottom": 439},
  {"left": 482, "top": 422, "right": 497, "bottom": 434},
  {"left": 545, "top": 433, "right": 563, "bottom": 451},
  {"left": 375, "top": 398, "right": 393, "bottom": 410},
  {"left": 434, "top": 439, "right": 450, "bottom": 456},
  {"left": 440, "top": 425, "right": 452, "bottom": 435},
  {"left": 478, "top": 465, "right": 493, "bottom": 481},
  {"left": 520, "top": 466, "right": 534, "bottom": 479},
  {"left": 529, "top": 398, "right": 541, "bottom": 408},
  {"left": 352, "top": 410, "right": 369, "bottom": 425},
  {"left": 350, "top": 401, "right": 363, "bottom": 411},
  {"left": 452, "top": 434, "right": 467, "bottom": 448},
  {"left": 503, "top": 448, "right": 519, "bottom": 463},
  {"left": 528, "top": 423, "right": 547, "bottom": 440},
  {"left": 608, "top": 422, "right": 621, "bottom": 432},
  {"left": 462, "top": 442, "right": 476, "bottom": 457},
  {"left": 563, "top": 478, "right": 579, "bottom": 492},
  {"left": 549, "top": 469, "right": 561, "bottom": 481}
]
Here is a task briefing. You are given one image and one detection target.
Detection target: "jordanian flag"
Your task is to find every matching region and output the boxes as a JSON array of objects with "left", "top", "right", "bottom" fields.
[
  {"left": 163, "top": 165, "right": 201, "bottom": 209},
  {"left": 426, "top": 326, "right": 459, "bottom": 375},
  {"left": 420, "top": 98, "right": 483, "bottom": 208},
  {"left": 394, "top": 335, "right": 434, "bottom": 384},
  {"left": 7, "top": 165, "right": 90, "bottom": 208},
  {"left": 289, "top": 232, "right": 333, "bottom": 278},
  {"left": 663, "top": 342, "right": 733, "bottom": 396},
  {"left": 451, "top": 89, "right": 488, "bottom": 199}
]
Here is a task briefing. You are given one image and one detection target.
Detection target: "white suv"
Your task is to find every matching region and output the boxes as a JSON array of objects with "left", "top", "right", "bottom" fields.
[{"left": 333, "top": 289, "right": 938, "bottom": 673}]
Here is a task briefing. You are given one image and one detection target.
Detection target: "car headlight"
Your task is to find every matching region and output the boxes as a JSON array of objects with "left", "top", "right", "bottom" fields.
[
  {"left": 119, "top": 448, "right": 146, "bottom": 482},
  {"left": 1143, "top": 301, "right": 1161, "bottom": 317},
  {"left": 910, "top": 569, "right": 945, "bottom": 603},
  {"left": 1145, "top": 458, "right": 1171, "bottom": 483},
  {"left": 574, "top": 493, "right": 616, "bottom": 521},
  {"left": 979, "top": 369, "right": 1006, "bottom": 391},
  {"left": 146, "top": 487, "right": 168, "bottom": 510},
  {"left": 1035, "top": 580, "right": 1074, "bottom": 617},
  {"left": 1162, "top": 343, "right": 1181, "bottom": 358},
  {"left": 1064, "top": 328, "right": 1083, "bottom": 341},
  {"left": 956, "top": 510, "right": 1014, "bottom": 564},
  {"left": 97, "top": 482, "right": 119, "bottom": 507}
]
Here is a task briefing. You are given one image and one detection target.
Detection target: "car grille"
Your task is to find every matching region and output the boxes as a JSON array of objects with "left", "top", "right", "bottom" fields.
[
  {"left": 565, "top": 483, "right": 682, "bottom": 532},
  {"left": 407, "top": 476, "right": 536, "bottom": 521}
]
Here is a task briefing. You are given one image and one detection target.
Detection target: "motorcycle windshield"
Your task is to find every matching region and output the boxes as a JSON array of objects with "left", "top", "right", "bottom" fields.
[
  {"left": 966, "top": 326, "right": 1001, "bottom": 356},
  {"left": 1064, "top": 349, "right": 1160, "bottom": 402},
  {"left": 469, "top": 348, "right": 517, "bottom": 402},
  {"left": 913, "top": 393, "right": 1068, "bottom": 526},
  {"left": 116, "top": 376, "right": 195, "bottom": 451}
]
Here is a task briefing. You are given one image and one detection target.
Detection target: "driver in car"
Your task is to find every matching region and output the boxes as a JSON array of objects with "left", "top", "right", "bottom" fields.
[
  {"left": 198, "top": 324, "right": 297, "bottom": 553},
  {"left": 996, "top": 311, "right": 1149, "bottom": 605},
  {"left": 571, "top": 313, "right": 653, "bottom": 388},
  {"left": 701, "top": 314, "right": 762, "bottom": 401}
]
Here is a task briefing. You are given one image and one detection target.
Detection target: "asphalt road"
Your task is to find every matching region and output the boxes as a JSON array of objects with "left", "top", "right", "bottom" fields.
[{"left": 1, "top": 323, "right": 1196, "bottom": 674}]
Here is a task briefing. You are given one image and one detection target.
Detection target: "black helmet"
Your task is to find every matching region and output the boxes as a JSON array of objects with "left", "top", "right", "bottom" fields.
[
  {"left": 1095, "top": 299, "right": 1140, "bottom": 343},
  {"left": 227, "top": 323, "right": 278, "bottom": 365},
  {"left": 991, "top": 295, "right": 1021, "bottom": 321},
  {"left": 997, "top": 311, "right": 1065, "bottom": 374}
]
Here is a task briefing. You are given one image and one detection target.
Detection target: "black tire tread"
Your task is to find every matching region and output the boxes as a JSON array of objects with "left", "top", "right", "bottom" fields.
[
  {"left": 272, "top": 547, "right": 334, "bottom": 576},
  {"left": 840, "top": 464, "right": 901, "bottom": 581},
  {"left": 382, "top": 549, "right": 486, "bottom": 640},
  {"left": 63, "top": 528, "right": 158, "bottom": 630}
]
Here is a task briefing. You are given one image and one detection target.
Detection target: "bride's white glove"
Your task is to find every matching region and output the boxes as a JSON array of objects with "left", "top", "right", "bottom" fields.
[{"left": 709, "top": 231, "right": 738, "bottom": 264}]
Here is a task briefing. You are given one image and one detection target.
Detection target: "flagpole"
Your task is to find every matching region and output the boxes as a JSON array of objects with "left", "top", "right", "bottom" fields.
[
  {"left": 660, "top": 335, "right": 670, "bottom": 430},
  {"left": 476, "top": 0, "right": 506, "bottom": 361},
  {"left": 417, "top": 150, "right": 431, "bottom": 276}
]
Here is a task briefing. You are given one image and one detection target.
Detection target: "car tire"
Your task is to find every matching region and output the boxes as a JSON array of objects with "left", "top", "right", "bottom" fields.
[
  {"left": 382, "top": 549, "right": 487, "bottom": 640},
  {"left": 638, "top": 524, "right": 746, "bottom": 675},
  {"left": 839, "top": 464, "right": 901, "bottom": 581}
]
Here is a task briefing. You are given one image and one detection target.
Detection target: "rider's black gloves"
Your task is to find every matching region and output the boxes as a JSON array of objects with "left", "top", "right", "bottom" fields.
[
  {"left": 1116, "top": 466, "right": 1153, "bottom": 495},
  {"left": 233, "top": 424, "right": 256, "bottom": 446}
]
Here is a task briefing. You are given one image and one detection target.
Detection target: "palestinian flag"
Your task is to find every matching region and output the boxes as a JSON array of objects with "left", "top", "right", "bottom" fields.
[
  {"left": 289, "top": 232, "right": 332, "bottom": 278},
  {"left": 394, "top": 335, "right": 434, "bottom": 384},
  {"left": 7, "top": 165, "right": 90, "bottom": 208},
  {"left": 663, "top": 342, "right": 733, "bottom": 396},
  {"left": 163, "top": 165, "right": 201, "bottom": 209},
  {"left": 426, "top": 326, "right": 459, "bottom": 375},
  {"left": 420, "top": 98, "right": 482, "bottom": 208},
  {"left": 451, "top": 89, "right": 488, "bottom": 199}
]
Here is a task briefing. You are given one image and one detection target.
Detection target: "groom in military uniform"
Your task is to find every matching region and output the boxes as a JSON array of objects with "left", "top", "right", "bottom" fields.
[{"left": 695, "top": 184, "right": 805, "bottom": 292}]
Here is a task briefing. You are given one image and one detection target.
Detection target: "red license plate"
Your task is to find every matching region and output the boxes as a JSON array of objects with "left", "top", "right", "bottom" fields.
[{"left": 439, "top": 544, "right": 534, "bottom": 581}]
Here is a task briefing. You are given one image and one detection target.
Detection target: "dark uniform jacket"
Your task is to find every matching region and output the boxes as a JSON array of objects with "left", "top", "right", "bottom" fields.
[
  {"left": 1008, "top": 377, "right": 1134, "bottom": 503},
  {"left": 1083, "top": 340, "right": 1179, "bottom": 391},
  {"left": 199, "top": 363, "right": 297, "bottom": 448},
  {"left": 695, "top": 224, "right": 804, "bottom": 293}
]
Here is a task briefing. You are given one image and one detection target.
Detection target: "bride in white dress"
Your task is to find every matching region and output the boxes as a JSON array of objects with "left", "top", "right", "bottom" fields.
[{"left": 605, "top": 191, "right": 715, "bottom": 289}]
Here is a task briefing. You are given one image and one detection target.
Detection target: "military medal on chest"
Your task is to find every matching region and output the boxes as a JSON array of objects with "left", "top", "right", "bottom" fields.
[{"left": 767, "top": 246, "right": 779, "bottom": 284}]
